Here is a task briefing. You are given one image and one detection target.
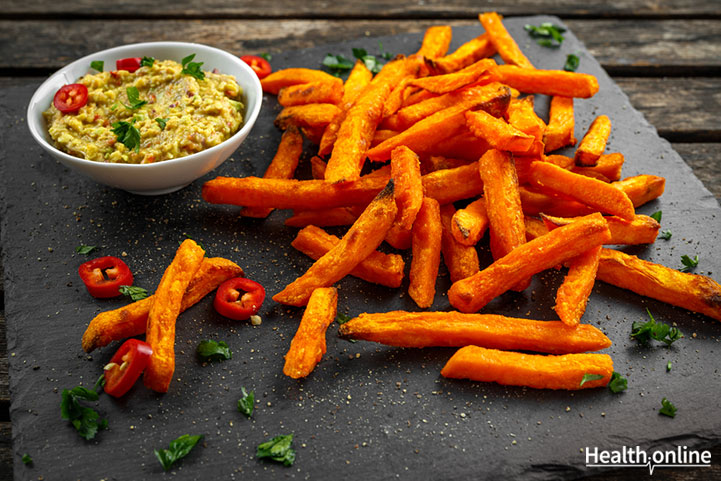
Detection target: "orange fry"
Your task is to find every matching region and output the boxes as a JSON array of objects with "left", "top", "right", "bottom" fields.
[
  {"left": 465, "top": 109, "right": 534, "bottom": 153},
  {"left": 277, "top": 79, "right": 344, "bottom": 107},
  {"left": 524, "top": 215, "right": 549, "bottom": 241},
  {"left": 421, "top": 155, "right": 473, "bottom": 175},
  {"left": 410, "top": 58, "right": 496, "bottom": 94},
  {"left": 450, "top": 197, "right": 488, "bottom": 246},
  {"left": 520, "top": 185, "right": 595, "bottom": 217},
  {"left": 491, "top": 65, "right": 599, "bottom": 98},
  {"left": 573, "top": 153, "right": 624, "bottom": 182},
  {"left": 385, "top": 146, "right": 424, "bottom": 249},
  {"left": 285, "top": 206, "right": 363, "bottom": 228},
  {"left": 544, "top": 96, "right": 576, "bottom": 153},
  {"left": 506, "top": 96, "right": 545, "bottom": 143},
  {"left": 273, "top": 181, "right": 398, "bottom": 306},
  {"left": 433, "top": 33, "right": 496, "bottom": 73},
  {"left": 555, "top": 245, "right": 602, "bottom": 327},
  {"left": 274, "top": 103, "right": 341, "bottom": 130},
  {"left": 440, "top": 204, "right": 480, "bottom": 282},
  {"left": 310, "top": 155, "right": 327, "bottom": 179},
  {"left": 261, "top": 68, "right": 340, "bottom": 95},
  {"left": 422, "top": 160, "right": 484, "bottom": 205},
  {"left": 144, "top": 239, "right": 205, "bottom": 393},
  {"left": 479, "top": 12, "right": 534, "bottom": 69},
  {"left": 542, "top": 213, "right": 660, "bottom": 245},
  {"left": 422, "top": 130, "right": 490, "bottom": 161},
  {"left": 383, "top": 77, "right": 415, "bottom": 118},
  {"left": 441, "top": 346, "right": 613, "bottom": 390},
  {"left": 575, "top": 115, "right": 612, "bottom": 166},
  {"left": 613, "top": 175, "right": 666, "bottom": 207},
  {"left": 416, "top": 25, "right": 453, "bottom": 59},
  {"left": 409, "top": 197, "right": 442, "bottom": 308},
  {"left": 283, "top": 287, "right": 338, "bottom": 379}
]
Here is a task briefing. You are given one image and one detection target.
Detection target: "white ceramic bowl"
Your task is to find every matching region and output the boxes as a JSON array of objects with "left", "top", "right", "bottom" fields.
[{"left": 27, "top": 42, "right": 262, "bottom": 195}]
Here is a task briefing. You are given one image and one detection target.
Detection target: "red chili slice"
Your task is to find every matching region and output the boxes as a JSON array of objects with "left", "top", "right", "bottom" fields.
[
  {"left": 104, "top": 339, "right": 153, "bottom": 398},
  {"left": 53, "top": 84, "right": 89, "bottom": 114},
  {"left": 240, "top": 55, "right": 272, "bottom": 80},
  {"left": 116, "top": 57, "right": 142, "bottom": 73},
  {"left": 214, "top": 277, "right": 266, "bottom": 320},
  {"left": 78, "top": 256, "right": 133, "bottom": 298}
]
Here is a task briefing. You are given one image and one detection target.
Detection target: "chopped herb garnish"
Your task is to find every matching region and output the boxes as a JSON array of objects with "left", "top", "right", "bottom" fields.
[
  {"left": 579, "top": 373, "right": 604, "bottom": 387},
  {"left": 659, "top": 397, "right": 677, "bottom": 418},
  {"left": 680, "top": 254, "right": 699, "bottom": 272},
  {"left": 322, "top": 53, "right": 355, "bottom": 76},
  {"left": 666, "top": 360, "right": 672, "bottom": 372},
  {"left": 155, "top": 117, "right": 168, "bottom": 130},
  {"left": 608, "top": 372, "right": 627, "bottom": 393},
  {"left": 336, "top": 313, "right": 352, "bottom": 325},
  {"left": 237, "top": 387, "right": 255, "bottom": 418},
  {"left": 140, "top": 56, "right": 155, "bottom": 68},
  {"left": 60, "top": 385, "right": 108, "bottom": 440},
  {"left": 181, "top": 54, "right": 205, "bottom": 81},
  {"left": 154, "top": 434, "right": 203, "bottom": 471},
  {"left": 631, "top": 309, "right": 682, "bottom": 346},
  {"left": 564, "top": 53, "right": 580, "bottom": 72},
  {"left": 21, "top": 454, "right": 32, "bottom": 465},
  {"left": 111, "top": 120, "right": 141, "bottom": 153},
  {"left": 260, "top": 52, "right": 272, "bottom": 61},
  {"left": 119, "top": 285, "right": 148, "bottom": 301},
  {"left": 650, "top": 210, "right": 662, "bottom": 222},
  {"left": 352, "top": 47, "right": 383, "bottom": 73},
  {"left": 197, "top": 340, "right": 232, "bottom": 362},
  {"left": 75, "top": 245, "right": 96, "bottom": 255},
  {"left": 90, "top": 60, "right": 104, "bottom": 72},
  {"left": 93, "top": 373, "right": 106, "bottom": 392},
  {"left": 659, "top": 230, "right": 672, "bottom": 240},
  {"left": 256, "top": 434, "right": 296, "bottom": 467},
  {"left": 122, "top": 86, "right": 147, "bottom": 110},
  {"left": 322, "top": 46, "right": 388, "bottom": 76},
  {"left": 524, "top": 22, "right": 566, "bottom": 48}
]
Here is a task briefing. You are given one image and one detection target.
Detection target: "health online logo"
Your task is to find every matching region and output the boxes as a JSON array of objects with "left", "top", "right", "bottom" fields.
[{"left": 585, "top": 445, "right": 711, "bottom": 475}]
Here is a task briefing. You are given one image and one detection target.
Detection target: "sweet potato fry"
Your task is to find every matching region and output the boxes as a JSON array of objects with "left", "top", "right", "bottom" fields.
[
  {"left": 545, "top": 154, "right": 576, "bottom": 169},
  {"left": 524, "top": 216, "right": 549, "bottom": 241},
  {"left": 543, "top": 96, "right": 576, "bottom": 153},
  {"left": 283, "top": 287, "right": 338, "bottom": 379},
  {"left": 440, "top": 205, "right": 480, "bottom": 282},
  {"left": 542, "top": 213, "right": 660, "bottom": 245},
  {"left": 261, "top": 68, "right": 340, "bottom": 94},
  {"left": 383, "top": 77, "right": 415, "bottom": 118},
  {"left": 144, "top": 239, "right": 205, "bottom": 393},
  {"left": 409, "top": 197, "right": 442, "bottom": 308},
  {"left": 433, "top": 33, "right": 496, "bottom": 73},
  {"left": 613, "top": 175, "right": 666, "bottom": 207},
  {"left": 479, "top": 12, "right": 534, "bottom": 69},
  {"left": 285, "top": 206, "right": 363, "bottom": 228},
  {"left": 421, "top": 156, "right": 473, "bottom": 175},
  {"left": 441, "top": 346, "right": 613, "bottom": 390},
  {"left": 385, "top": 146, "right": 424, "bottom": 249},
  {"left": 527, "top": 161, "right": 636, "bottom": 220},
  {"left": 422, "top": 160, "right": 484, "bottom": 205},
  {"left": 291, "top": 225, "right": 404, "bottom": 288},
  {"left": 422, "top": 130, "right": 490, "bottom": 161},
  {"left": 273, "top": 181, "right": 398, "bottom": 306},
  {"left": 371, "top": 129, "right": 399, "bottom": 147},
  {"left": 310, "top": 156, "right": 327, "bottom": 179},
  {"left": 465, "top": 109, "right": 534, "bottom": 153},
  {"left": 448, "top": 213, "right": 611, "bottom": 312},
  {"left": 491, "top": 65, "right": 599, "bottom": 98},
  {"left": 555, "top": 245, "right": 602, "bottom": 327},
  {"left": 520, "top": 186, "right": 595, "bottom": 217},
  {"left": 597, "top": 248, "right": 721, "bottom": 322},
  {"left": 416, "top": 25, "right": 453, "bottom": 59},
  {"left": 278, "top": 79, "right": 344, "bottom": 107},
  {"left": 410, "top": 58, "right": 496, "bottom": 94},
  {"left": 506, "top": 96, "right": 545, "bottom": 141},
  {"left": 401, "top": 88, "right": 438, "bottom": 108},
  {"left": 450, "top": 197, "right": 488, "bottom": 246},
  {"left": 575, "top": 115, "right": 612, "bottom": 166},
  {"left": 573, "top": 153, "right": 624, "bottom": 182},
  {"left": 81, "top": 257, "right": 243, "bottom": 353},
  {"left": 274, "top": 103, "right": 341, "bottom": 130},
  {"left": 339, "top": 311, "right": 611, "bottom": 353}
]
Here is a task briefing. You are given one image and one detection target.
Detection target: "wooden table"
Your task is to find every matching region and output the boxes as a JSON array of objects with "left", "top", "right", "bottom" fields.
[{"left": 0, "top": 1, "right": 719, "bottom": 479}]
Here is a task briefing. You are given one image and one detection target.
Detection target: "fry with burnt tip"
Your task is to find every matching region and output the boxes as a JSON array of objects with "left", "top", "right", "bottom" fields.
[
  {"left": 440, "top": 205, "right": 480, "bottom": 282},
  {"left": 291, "top": 225, "right": 404, "bottom": 288},
  {"left": 613, "top": 174, "right": 666, "bottom": 207},
  {"left": 479, "top": 12, "right": 534, "bottom": 69},
  {"left": 448, "top": 213, "right": 611, "bottom": 313},
  {"left": 260, "top": 67, "right": 340, "bottom": 95},
  {"left": 573, "top": 152, "right": 624, "bottom": 182},
  {"left": 410, "top": 58, "right": 496, "bottom": 94},
  {"left": 385, "top": 146, "right": 424, "bottom": 249},
  {"left": 409, "top": 197, "right": 443, "bottom": 308},
  {"left": 465, "top": 109, "right": 534, "bottom": 153},
  {"left": 575, "top": 115, "right": 611, "bottom": 166},
  {"left": 241, "top": 126, "right": 303, "bottom": 218},
  {"left": 450, "top": 197, "right": 488, "bottom": 246},
  {"left": 441, "top": 346, "right": 613, "bottom": 390},
  {"left": 433, "top": 33, "right": 496, "bottom": 74},
  {"left": 491, "top": 65, "right": 599, "bottom": 98},
  {"left": 274, "top": 103, "right": 341, "bottom": 130},
  {"left": 520, "top": 185, "right": 595, "bottom": 217},
  {"left": 81, "top": 257, "right": 243, "bottom": 353},
  {"left": 144, "top": 239, "right": 206, "bottom": 393},
  {"left": 415, "top": 25, "right": 453, "bottom": 59},
  {"left": 554, "top": 245, "right": 602, "bottom": 327},
  {"left": 277, "top": 79, "right": 344, "bottom": 107},
  {"left": 273, "top": 181, "right": 398, "bottom": 306},
  {"left": 543, "top": 96, "right": 576, "bottom": 153},
  {"left": 505, "top": 96, "right": 545, "bottom": 155},
  {"left": 285, "top": 206, "right": 363, "bottom": 228},
  {"left": 283, "top": 287, "right": 338, "bottom": 379},
  {"left": 527, "top": 161, "right": 636, "bottom": 220},
  {"left": 597, "top": 248, "right": 721, "bottom": 322},
  {"left": 542, "top": 213, "right": 660, "bottom": 245},
  {"left": 339, "top": 311, "right": 611, "bottom": 353}
]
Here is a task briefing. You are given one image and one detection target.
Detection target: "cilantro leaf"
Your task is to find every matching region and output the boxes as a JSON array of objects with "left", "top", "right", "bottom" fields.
[
  {"left": 237, "top": 387, "right": 254, "bottom": 418},
  {"left": 352, "top": 47, "right": 383, "bottom": 73},
  {"left": 154, "top": 434, "right": 203, "bottom": 471},
  {"left": 608, "top": 372, "right": 627, "bottom": 393},
  {"left": 75, "top": 245, "right": 96, "bottom": 255},
  {"left": 140, "top": 56, "right": 155, "bottom": 68},
  {"left": 659, "top": 397, "right": 677, "bottom": 418},
  {"left": 564, "top": 53, "right": 580, "bottom": 72},
  {"left": 524, "top": 22, "right": 566, "bottom": 48},
  {"left": 631, "top": 309, "right": 682, "bottom": 346},
  {"left": 579, "top": 373, "right": 604, "bottom": 387},
  {"left": 90, "top": 60, "right": 104, "bottom": 72},
  {"left": 650, "top": 210, "right": 662, "bottom": 222},
  {"left": 119, "top": 285, "right": 148, "bottom": 301},
  {"left": 111, "top": 120, "right": 141, "bottom": 153},
  {"left": 197, "top": 340, "right": 232, "bottom": 362},
  {"left": 666, "top": 360, "right": 672, "bottom": 372},
  {"left": 659, "top": 230, "right": 672, "bottom": 240},
  {"left": 181, "top": 54, "right": 205, "bottom": 81},
  {"left": 155, "top": 117, "right": 168, "bottom": 130},
  {"left": 260, "top": 52, "right": 272, "bottom": 61},
  {"left": 680, "top": 254, "right": 699, "bottom": 272},
  {"left": 122, "top": 86, "right": 147, "bottom": 110},
  {"left": 21, "top": 454, "right": 32, "bottom": 465},
  {"left": 322, "top": 53, "right": 355, "bottom": 76},
  {"left": 60, "top": 385, "right": 107, "bottom": 440},
  {"left": 336, "top": 313, "right": 352, "bottom": 325},
  {"left": 257, "top": 434, "right": 296, "bottom": 467}
]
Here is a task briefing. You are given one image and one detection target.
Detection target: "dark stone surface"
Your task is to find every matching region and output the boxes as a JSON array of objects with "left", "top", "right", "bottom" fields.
[{"left": 1, "top": 16, "right": 720, "bottom": 481}]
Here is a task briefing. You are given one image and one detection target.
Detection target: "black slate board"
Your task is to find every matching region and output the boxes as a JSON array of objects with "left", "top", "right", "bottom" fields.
[{"left": 2, "top": 16, "right": 721, "bottom": 481}]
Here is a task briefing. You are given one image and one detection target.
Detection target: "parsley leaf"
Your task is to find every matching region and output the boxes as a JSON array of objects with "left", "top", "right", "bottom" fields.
[
  {"left": 154, "top": 434, "right": 203, "bottom": 471},
  {"left": 181, "top": 54, "right": 205, "bottom": 81},
  {"left": 260, "top": 52, "right": 272, "bottom": 61},
  {"left": 631, "top": 309, "right": 683, "bottom": 346},
  {"left": 524, "top": 22, "right": 566, "bottom": 48},
  {"left": 659, "top": 397, "right": 677, "bottom": 418},
  {"left": 197, "top": 340, "right": 232, "bottom": 362},
  {"left": 257, "top": 434, "right": 296, "bottom": 467},
  {"left": 75, "top": 245, "right": 96, "bottom": 255},
  {"left": 659, "top": 230, "right": 672, "bottom": 240},
  {"left": 238, "top": 387, "right": 255, "bottom": 418},
  {"left": 122, "top": 86, "right": 147, "bottom": 110},
  {"left": 336, "top": 313, "right": 352, "bottom": 325},
  {"left": 608, "top": 372, "right": 627, "bottom": 393},
  {"left": 21, "top": 454, "right": 32, "bottom": 465},
  {"left": 667, "top": 360, "right": 672, "bottom": 372},
  {"left": 579, "top": 373, "right": 604, "bottom": 387},
  {"left": 111, "top": 120, "right": 141, "bottom": 152},
  {"left": 322, "top": 53, "right": 355, "bottom": 76},
  {"left": 119, "top": 285, "right": 148, "bottom": 301},
  {"left": 680, "top": 254, "right": 699, "bottom": 272},
  {"left": 140, "top": 56, "right": 155, "bottom": 68},
  {"left": 155, "top": 117, "right": 168, "bottom": 130},
  {"left": 564, "top": 53, "right": 580, "bottom": 72},
  {"left": 352, "top": 48, "right": 382, "bottom": 74},
  {"left": 90, "top": 60, "right": 104, "bottom": 72},
  {"left": 60, "top": 385, "right": 107, "bottom": 440},
  {"left": 650, "top": 210, "right": 662, "bottom": 222}
]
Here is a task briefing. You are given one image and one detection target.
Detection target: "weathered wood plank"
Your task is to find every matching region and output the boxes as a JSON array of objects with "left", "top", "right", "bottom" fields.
[{"left": 3, "top": 0, "right": 720, "bottom": 18}]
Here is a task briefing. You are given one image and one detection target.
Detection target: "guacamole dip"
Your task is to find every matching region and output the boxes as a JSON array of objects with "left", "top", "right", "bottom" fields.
[{"left": 43, "top": 59, "right": 244, "bottom": 164}]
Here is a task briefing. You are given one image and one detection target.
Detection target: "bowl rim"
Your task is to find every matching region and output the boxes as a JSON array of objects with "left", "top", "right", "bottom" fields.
[{"left": 26, "top": 40, "right": 263, "bottom": 170}]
